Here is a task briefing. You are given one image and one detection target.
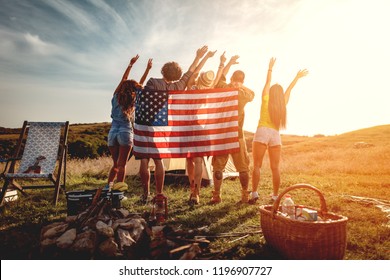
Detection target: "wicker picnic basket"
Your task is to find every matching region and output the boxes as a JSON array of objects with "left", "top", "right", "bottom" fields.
[{"left": 259, "top": 183, "right": 348, "bottom": 260}]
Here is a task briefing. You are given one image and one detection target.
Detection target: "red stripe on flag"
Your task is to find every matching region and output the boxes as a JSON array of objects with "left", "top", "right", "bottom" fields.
[
  {"left": 134, "top": 137, "right": 238, "bottom": 148},
  {"left": 133, "top": 126, "right": 238, "bottom": 137},
  {"left": 168, "top": 116, "right": 238, "bottom": 126},
  {"left": 169, "top": 87, "right": 238, "bottom": 94},
  {"left": 134, "top": 148, "right": 240, "bottom": 159},
  {"left": 168, "top": 105, "right": 238, "bottom": 115},
  {"left": 168, "top": 95, "right": 237, "bottom": 105}
]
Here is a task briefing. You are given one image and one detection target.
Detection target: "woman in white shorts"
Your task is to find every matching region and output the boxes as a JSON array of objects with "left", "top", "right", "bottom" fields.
[{"left": 250, "top": 57, "right": 308, "bottom": 204}]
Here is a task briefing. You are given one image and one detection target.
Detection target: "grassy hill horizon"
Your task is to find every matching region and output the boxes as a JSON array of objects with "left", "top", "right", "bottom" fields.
[
  {"left": 2, "top": 121, "right": 389, "bottom": 136},
  {"left": 0, "top": 122, "right": 389, "bottom": 260},
  {"left": 1, "top": 121, "right": 389, "bottom": 159}
]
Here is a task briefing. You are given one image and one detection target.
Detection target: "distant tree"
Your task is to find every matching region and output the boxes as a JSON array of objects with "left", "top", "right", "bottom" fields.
[
  {"left": 97, "top": 144, "right": 110, "bottom": 156},
  {"left": 68, "top": 140, "right": 99, "bottom": 159},
  {"left": 0, "top": 140, "right": 18, "bottom": 159}
]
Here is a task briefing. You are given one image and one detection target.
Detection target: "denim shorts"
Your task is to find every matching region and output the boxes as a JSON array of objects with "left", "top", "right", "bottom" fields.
[
  {"left": 253, "top": 126, "right": 282, "bottom": 147},
  {"left": 107, "top": 123, "right": 133, "bottom": 147}
]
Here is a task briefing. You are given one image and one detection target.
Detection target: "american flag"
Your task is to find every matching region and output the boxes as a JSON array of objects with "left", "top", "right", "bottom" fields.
[{"left": 133, "top": 88, "right": 239, "bottom": 158}]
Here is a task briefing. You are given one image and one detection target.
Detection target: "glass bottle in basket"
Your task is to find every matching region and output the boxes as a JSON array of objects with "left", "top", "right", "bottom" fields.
[{"left": 281, "top": 194, "right": 295, "bottom": 218}]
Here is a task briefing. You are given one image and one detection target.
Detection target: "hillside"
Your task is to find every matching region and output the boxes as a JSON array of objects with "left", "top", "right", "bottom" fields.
[
  {"left": 0, "top": 123, "right": 389, "bottom": 162},
  {"left": 277, "top": 125, "right": 390, "bottom": 177}
]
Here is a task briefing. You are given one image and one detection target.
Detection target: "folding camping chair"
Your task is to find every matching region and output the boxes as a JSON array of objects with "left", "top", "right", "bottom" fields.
[{"left": 0, "top": 121, "right": 69, "bottom": 206}]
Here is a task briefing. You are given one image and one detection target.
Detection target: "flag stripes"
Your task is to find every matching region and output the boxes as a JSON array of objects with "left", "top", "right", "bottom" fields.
[{"left": 134, "top": 88, "right": 239, "bottom": 158}]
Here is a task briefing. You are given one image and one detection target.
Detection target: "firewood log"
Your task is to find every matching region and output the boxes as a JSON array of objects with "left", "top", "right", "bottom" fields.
[
  {"left": 76, "top": 199, "right": 107, "bottom": 230},
  {"left": 179, "top": 243, "right": 201, "bottom": 260},
  {"left": 65, "top": 215, "right": 77, "bottom": 223},
  {"left": 118, "top": 218, "right": 146, "bottom": 242}
]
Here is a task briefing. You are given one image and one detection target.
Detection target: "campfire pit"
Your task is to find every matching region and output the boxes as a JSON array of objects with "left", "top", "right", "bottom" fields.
[{"left": 40, "top": 191, "right": 213, "bottom": 260}]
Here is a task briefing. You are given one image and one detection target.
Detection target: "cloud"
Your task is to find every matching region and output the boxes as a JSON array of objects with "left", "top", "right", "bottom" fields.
[
  {"left": 43, "top": 0, "right": 99, "bottom": 33},
  {"left": 87, "top": 0, "right": 129, "bottom": 31},
  {"left": 24, "top": 33, "right": 62, "bottom": 55}
]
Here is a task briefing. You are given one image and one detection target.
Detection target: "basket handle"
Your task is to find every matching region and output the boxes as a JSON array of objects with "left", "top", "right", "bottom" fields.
[{"left": 271, "top": 183, "right": 328, "bottom": 217}]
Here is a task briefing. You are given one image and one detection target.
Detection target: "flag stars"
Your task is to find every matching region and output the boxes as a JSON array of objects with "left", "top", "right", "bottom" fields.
[{"left": 135, "top": 90, "right": 168, "bottom": 126}]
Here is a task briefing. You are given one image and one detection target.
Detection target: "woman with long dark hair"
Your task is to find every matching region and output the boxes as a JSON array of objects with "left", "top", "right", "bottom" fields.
[
  {"left": 250, "top": 57, "right": 308, "bottom": 204},
  {"left": 107, "top": 55, "right": 152, "bottom": 186}
]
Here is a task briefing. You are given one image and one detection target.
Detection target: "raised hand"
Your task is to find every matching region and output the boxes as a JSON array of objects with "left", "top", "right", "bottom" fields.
[
  {"left": 269, "top": 57, "right": 276, "bottom": 70},
  {"left": 196, "top": 45, "right": 208, "bottom": 58},
  {"left": 296, "top": 69, "right": 308, "bottom": 79},
  {"left": 146, "top": 58, "right": 153, "bottom": 70},
  {"left": 206, "top": 50, "right": 217, "bottom": 58},
  {"left": 130, "top": 54, "right": 140, "bottom": 66},
  {"left": 220, "top": 51, "right": 226, "bottom": 64},
  {"left": 229, "top": 55, "right": 240, "bottom": 65}
]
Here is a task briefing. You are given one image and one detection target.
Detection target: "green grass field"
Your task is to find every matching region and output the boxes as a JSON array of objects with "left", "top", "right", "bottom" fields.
[{"left": 0, "top": 124, "right": 389, "bottom": 259}]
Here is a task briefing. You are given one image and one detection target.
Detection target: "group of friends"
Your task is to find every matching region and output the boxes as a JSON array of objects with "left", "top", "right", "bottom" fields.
[{"left": 106, "top": 45, "right": 308, "bottom": 223}]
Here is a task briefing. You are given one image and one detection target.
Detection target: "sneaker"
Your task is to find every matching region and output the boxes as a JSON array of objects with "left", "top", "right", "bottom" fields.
[
  {"left": 248, "top": 191, "right": 259, "bottom": 205},
  {"left": 268, "top": 194, "right": 278, "bottom": 204}
]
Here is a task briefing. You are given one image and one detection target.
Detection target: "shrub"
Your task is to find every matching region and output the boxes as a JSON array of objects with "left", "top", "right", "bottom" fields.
[{"left": 68, "top": 140, "right": 99, "bottom": 159}]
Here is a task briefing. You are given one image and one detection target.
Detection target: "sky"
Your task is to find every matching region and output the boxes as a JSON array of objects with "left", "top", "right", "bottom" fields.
[{"left": 0, "top": 0, "right": 389, "bottom": 136}]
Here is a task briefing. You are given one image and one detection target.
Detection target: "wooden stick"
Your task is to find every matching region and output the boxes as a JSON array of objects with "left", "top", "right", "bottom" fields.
[
  {"left": 76, "top": 198, "right": 107, "bottom": 229},
  {"left": 195, "top": 230, "right": 262, "bottom": 239},
  {"left": 169, "top": 244, "right": 192, "bottom": 254},
  {"left": 228, "top": 234, "right": 250, "bottom": 243}
]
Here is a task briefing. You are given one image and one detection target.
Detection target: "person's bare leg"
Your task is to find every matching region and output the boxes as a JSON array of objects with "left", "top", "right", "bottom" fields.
[
  {"left": 187, "top": 158, "right": 195, "bottom": 199},
  {"left": 211, "top": 155, "right": 228, "bottom": 204},
  {"left": 153, "top": 159, "right": 165, "bottom": 195},
  {"left": 194, "top": 157, "right": 203, "bottom": 197},
  {"left": 211, "top": 171, "right": 223, "bottom": 203},
  {"left": 251, "top": 142, "right": 267, "bottom": 193},
  {"left": 108, "top": 145, "right": 119, "bottom": 183},
  {"left": 140, "top": 158, "right": 151, "bottom": 197},
  {"left": 239, "top": 171, "right": 250, "bottom": 203},
  {"left": 269, "top": 145, "right": 281, "bottom": 198},
  {"left": 116, "top": 145, "right": 132, "bottom": 182}
]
